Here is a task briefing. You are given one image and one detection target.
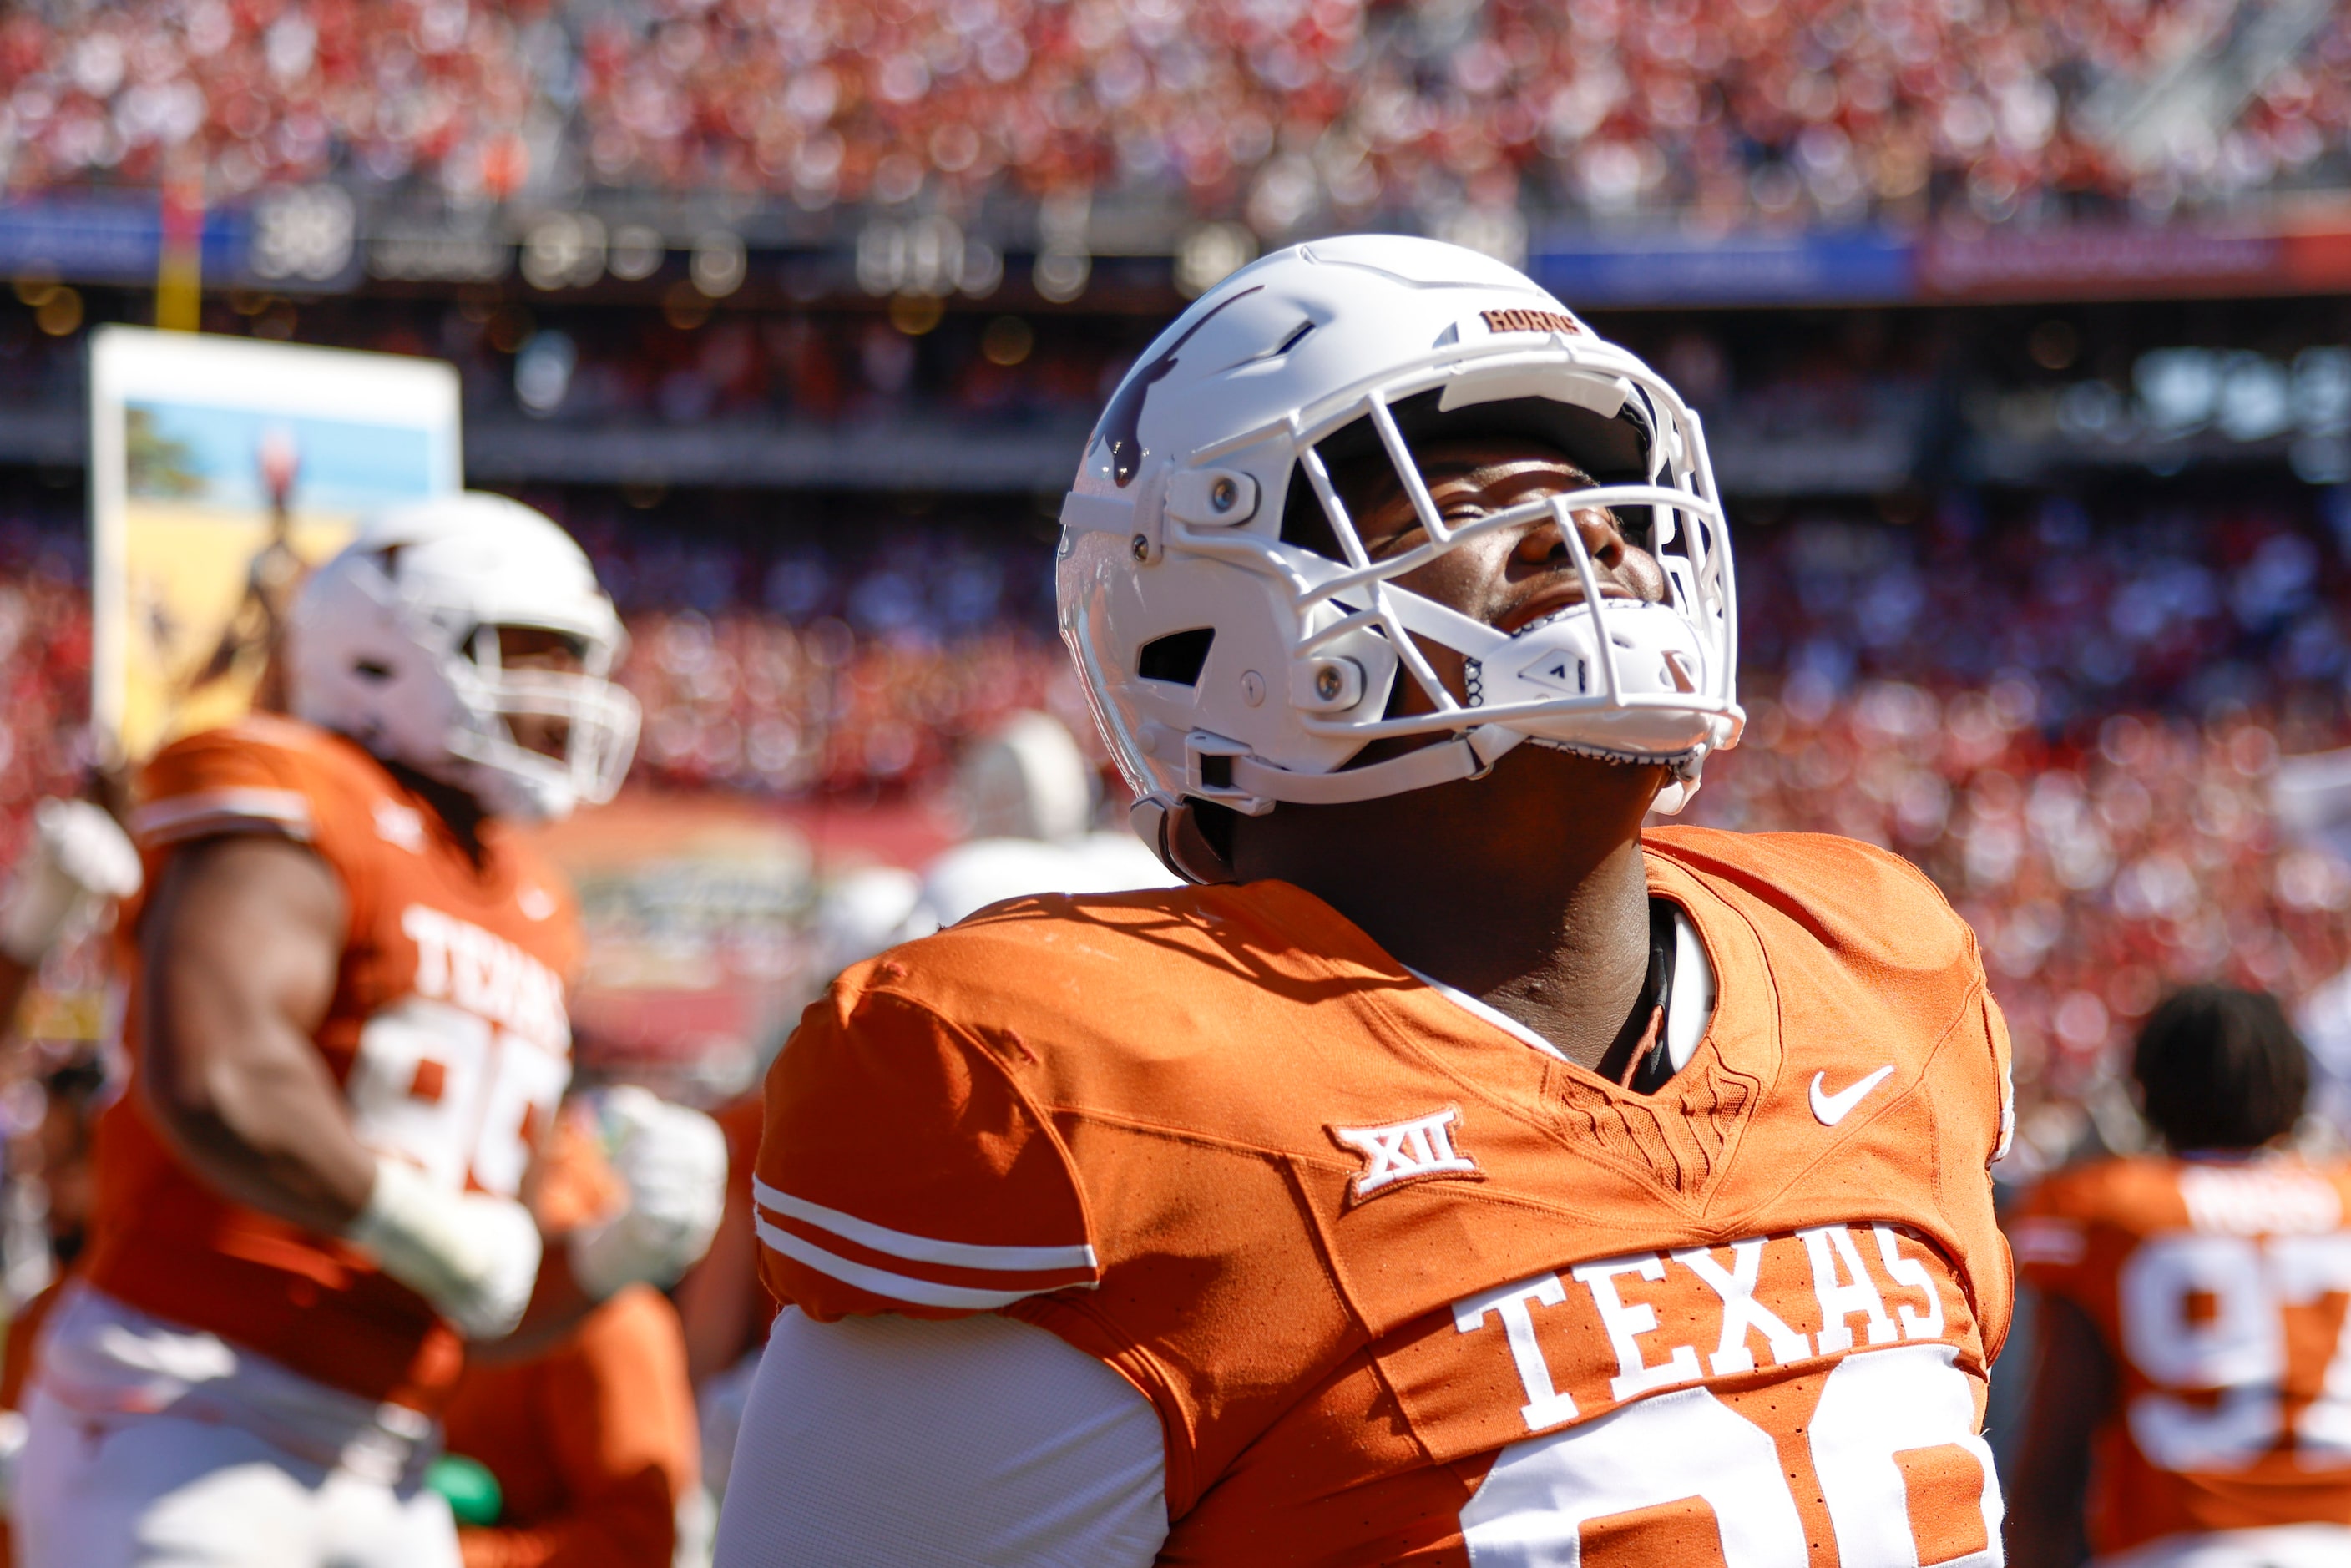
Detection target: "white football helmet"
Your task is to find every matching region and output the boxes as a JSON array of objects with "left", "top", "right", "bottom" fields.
[
  {"left": 1055, "top": 235, "right": 1742, "bottom": 880},
  {"left": 957, "top": 711, "right": 1095, "bottom": 843},
  {"left": 288, "top": 493, "right": 640, "bottom": 822}
]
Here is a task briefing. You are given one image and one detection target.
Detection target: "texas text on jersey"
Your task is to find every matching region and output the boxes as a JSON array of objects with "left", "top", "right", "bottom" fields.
[
  {"left": 81, "top": 713, "right": 580, "bottom": 1412},
  {"left": 2015, "top": 1154, "right": 2351, "bottom": 1557},
  {"left": 752, "top": 826, "right": 2016, "bottom": 1565}
]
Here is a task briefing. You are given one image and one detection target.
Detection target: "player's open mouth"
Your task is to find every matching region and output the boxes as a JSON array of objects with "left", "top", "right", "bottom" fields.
[{"left": 1499, "top": 584, "right": 1638, "bottom": 636}]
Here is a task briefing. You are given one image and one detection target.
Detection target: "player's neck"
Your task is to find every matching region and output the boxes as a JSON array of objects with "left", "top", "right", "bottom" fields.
[
  {"left": 1228, "top": 747, "right": 1662, "bottom": 1072},
  {"left": 380, "top": 760, "right": 491, "bottom": 863}
]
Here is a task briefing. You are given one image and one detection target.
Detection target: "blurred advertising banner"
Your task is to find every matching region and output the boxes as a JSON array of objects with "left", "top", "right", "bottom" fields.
[
  {"left": 524, "top": 797, "right": 814, "bottom": 1108},
  {"left": 88, "top": 326, "right": 461, "bottom": 764},
  {"left": 1532, "top": 229, "right": 1916, "bottom": 307}
]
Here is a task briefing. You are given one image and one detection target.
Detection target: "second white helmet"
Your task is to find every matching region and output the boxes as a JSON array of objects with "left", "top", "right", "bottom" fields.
[
  {"left": 288, "top": 493, "right": 640, "bottom": 822},
  {"left": 1054, "top": 235, "right": 1743, "bottom": 878}
]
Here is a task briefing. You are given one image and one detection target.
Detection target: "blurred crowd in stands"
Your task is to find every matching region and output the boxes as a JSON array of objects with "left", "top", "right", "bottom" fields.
[
  {"left": 0, "top": 291, "right": 1151, "bottom": 428},
  {"left": 1691, "top": 486, "right": 2351, "bottom": 1176},
  {"left": 1, "top": 473, "right": 2349, "bottom": 1176},
  {"left": 462, "top": 306, "right": 1141, "bottom": 427},
  {"left": 0, "top": 524, "right": 94, "bottom": 864},
  {"left": 0, "top": 284, "right": 2057, "bottom": 446},
  {"left": 0, "top": 0, "right": 2343, "bottom": 223},
  {"left": 609, "top": 571, "right": 1088, "bottom": 799}
]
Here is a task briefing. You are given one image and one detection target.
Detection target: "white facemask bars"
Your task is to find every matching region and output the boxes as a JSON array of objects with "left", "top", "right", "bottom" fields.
[
  {"left": 444, "top": 657, "right": 644, "bottom": 813},
  {"left": 1153, "top": 334, "right": 1741, "bottom": 807}
]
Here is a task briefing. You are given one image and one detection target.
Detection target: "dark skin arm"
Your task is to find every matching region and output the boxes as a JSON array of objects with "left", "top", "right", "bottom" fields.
[
  {"left": 139, "top": 834, "right": 377, "bottom": 1231},
  {"left": 2005, "top": 1291, "right": 2111, "bottom": 1568},
  {"left": 140, "top": 832, "right": 598, "bottom": 1347}
]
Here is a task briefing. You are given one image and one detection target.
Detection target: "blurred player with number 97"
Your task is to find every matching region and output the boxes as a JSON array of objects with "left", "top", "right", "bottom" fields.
[
  {"left": 13, "top": 493, "right": 727, "bottom": 1568},
  {"left": 2009, "top": 986, "right": 2351, "bottom": 1568}
]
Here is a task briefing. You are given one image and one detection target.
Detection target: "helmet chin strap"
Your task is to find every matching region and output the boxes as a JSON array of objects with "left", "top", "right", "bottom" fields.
[
  {"left": 1146, "top": 726, "right": 1693, "bottom": 884},
  {"left": 1221, "top": 722, "right": 1703, "bottom": 810},
  {"left": 1224, "top": 724, "right": 1528, "bottom": 806},
  {"left": 435, "top": 730, "right": 578, "bottom": 823}
]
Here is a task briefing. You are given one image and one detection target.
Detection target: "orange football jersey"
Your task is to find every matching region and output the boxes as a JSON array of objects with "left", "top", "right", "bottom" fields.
[
  {"left": 85, "top": 716, "right": 580, "bottom": 1411},
  {"left": 755, "top": 826, "right": 2016, "bottom": 1565},
  {"left": 442, "top": 1284, "right": 700, "bottom": 1568},
  {"left": 2015, "top": 1154, "right": 2351, "bottom": 1556}
]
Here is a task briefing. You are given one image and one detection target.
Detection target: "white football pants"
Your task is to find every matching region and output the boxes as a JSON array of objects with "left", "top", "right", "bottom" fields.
[
  {"left": 2098, "top": 1525, "right": 2351, "bottom": 1568},
  {"left": 15, "top": 1388, "right": 459, "bottom": 1568}
]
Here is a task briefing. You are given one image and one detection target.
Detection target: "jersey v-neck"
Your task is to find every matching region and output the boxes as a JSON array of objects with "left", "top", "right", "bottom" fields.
[{"left": 1402, "top": 904, "right": 1716, "bottom": 1079}]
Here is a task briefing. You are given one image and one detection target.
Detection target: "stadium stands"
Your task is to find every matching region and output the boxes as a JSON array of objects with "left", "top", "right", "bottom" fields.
[
  {"left": 618, "top": 610, "right": 1082, "bottom": 797},
  {"left": 0, "top": 526, "right": 92, "bottom": 865},
  {"left": 0, "top": 0, "right": 2343, "bottom": 222},
  {"left": 1698, "top": 486, "right": 2351, "bottom": 1173},
  {"left": 7, "top": 8, "right": 2348, "bottom": 1558},
  {"left": 1, "top": 472, "right": 2343, "bottom": 1184}
]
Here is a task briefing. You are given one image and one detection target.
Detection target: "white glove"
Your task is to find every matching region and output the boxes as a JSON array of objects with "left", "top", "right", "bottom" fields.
[
  {"left": 0, "top": 1408, "right": 26, "bottom": 1512},
  {"left": 569, "top": 1086, "right": 728, "bottom": 1300},
  {"left": 0, "top": 798, "right": 142, "bottom": 964},
  {"left": 346, "top": 1156, "right": 544, "bottom": 1340}
]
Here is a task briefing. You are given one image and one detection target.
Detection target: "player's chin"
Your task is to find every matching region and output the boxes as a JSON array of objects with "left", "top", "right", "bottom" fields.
[
  {"left": 1500, "top": 744, "right": 1671, "bottom": 797},
  {"left": 508, "top": 725, "right": 573, "bottom": 763}
]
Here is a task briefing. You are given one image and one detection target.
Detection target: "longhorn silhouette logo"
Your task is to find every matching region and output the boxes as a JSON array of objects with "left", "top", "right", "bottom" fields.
[{"left": 1098, "top": 285, "right": 1263, "bottom": 488}]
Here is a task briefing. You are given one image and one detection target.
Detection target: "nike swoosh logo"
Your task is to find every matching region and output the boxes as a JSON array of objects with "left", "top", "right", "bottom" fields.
[{"left": 1810, "top": 1065, "right": 1896, "bottom": 1127}]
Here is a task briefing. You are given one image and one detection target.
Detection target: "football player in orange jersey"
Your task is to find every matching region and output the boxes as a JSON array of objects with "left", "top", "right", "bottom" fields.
[
  {"left": 2009, "top": 986, "right": 2351, "bottom": 1568},
  {"left": 13, "top": 493, "right": 727, "bottom": 1568},
  {"left": 441, "top": 1281, "right": 703, "bottom": 1568},
  {"left": 439, "top": 1095, "right": 706, "bottom": 1568},
  {"left": 715, "top": 236, "right": 2017, "bottom": 1566}
]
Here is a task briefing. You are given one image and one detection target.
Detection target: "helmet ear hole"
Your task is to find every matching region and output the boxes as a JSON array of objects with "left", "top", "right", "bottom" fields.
[{"left": 1138, "top": 628, "right": 1216, "bottom": 686}]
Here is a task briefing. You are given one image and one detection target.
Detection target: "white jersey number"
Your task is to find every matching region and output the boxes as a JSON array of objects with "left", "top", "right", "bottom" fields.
[
  {"left": 1461, "top": 1343, "right": 2000, "bottom": 1565},
  {"left": 2121, "top": 1232, "right": 2351, "bottom": 1472},
  {"left": 346, "top": 996, "right": 570, "bottom": 1198}
]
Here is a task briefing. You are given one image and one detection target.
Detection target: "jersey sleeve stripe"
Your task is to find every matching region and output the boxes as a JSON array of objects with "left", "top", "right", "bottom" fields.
[
  {"left": 755, "top": 1216, "right": 1062, "bottom": 1310},
  {"left": 132, "top": 789, "right": 314, "bottom": 846},
  {"left": 753, "top": 1177, "right": 1099, "bottom": 1273},
  {"left": 758, "top": 1210, "right": 1099, "bottom": 1292}
]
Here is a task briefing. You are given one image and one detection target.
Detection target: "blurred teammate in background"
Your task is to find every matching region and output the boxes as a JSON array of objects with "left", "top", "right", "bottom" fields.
[
  {"left": 0, "top": 797, "right": 141, "bottom": 1029},
  {"left": 0, "top": 797, "right": 139, "bottom": 1565},
  {"left": 2010, "top": 986, "right": 2351, "bottom": 1568},
  {"left": 781, "top": 709, "right": 1176, "bottom": 966},
  {"left": 0, "top": 1057, "right": 110, "bottom": 1568},
  {"left": 442, "top": 1281, "right": 701, "bottom": 1568},
  {"left": 915, "top": 709, "right": 1176, "bottom": 928},
  {"left": 440, "top": 1095, "right": 705, "bottom": 1568},
  {"left": 13, "top": 493, "right": 726, "bottom": 1568}
]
